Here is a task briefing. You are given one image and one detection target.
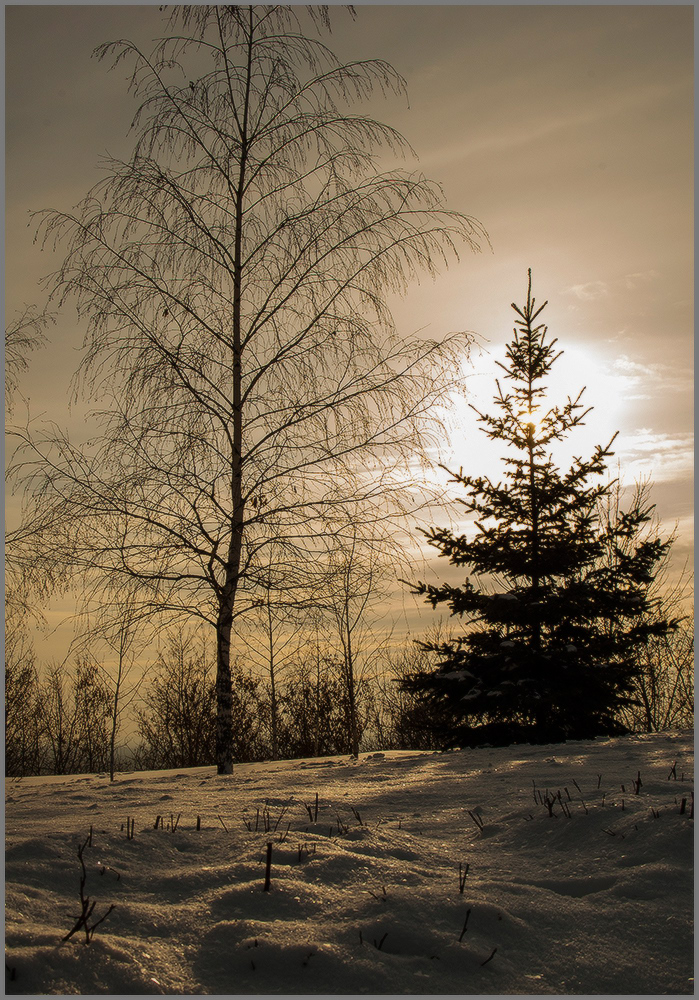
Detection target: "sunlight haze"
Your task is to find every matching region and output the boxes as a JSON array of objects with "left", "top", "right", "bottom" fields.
[{"left": 6, "top": 4, "right": 693, "bottom": 654}]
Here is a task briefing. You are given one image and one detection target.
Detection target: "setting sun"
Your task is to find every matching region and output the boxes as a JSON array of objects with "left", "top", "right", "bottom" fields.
[{"left": 441, "top": 338, "right": 630, "bottom": 479}]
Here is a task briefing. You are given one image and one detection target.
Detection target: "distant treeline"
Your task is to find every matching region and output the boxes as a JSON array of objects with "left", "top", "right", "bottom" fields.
[
  {"left": 5, "top": 623, "right": 694, "bottom": 778},
  {"left": 5, "top": 634, "right": 444, "bottom": 777}
]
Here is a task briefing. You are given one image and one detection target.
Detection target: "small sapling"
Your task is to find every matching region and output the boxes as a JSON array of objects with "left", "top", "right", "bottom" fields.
[
  {"left": 63, "top": 836, "right": 116, "bottom": 945},
  {"left": 542, "top": 793, "right": 557, "bottom": 818}
]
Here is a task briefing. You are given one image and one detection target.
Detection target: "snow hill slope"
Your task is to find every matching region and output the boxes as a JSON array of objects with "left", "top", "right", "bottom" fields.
[{"left": 5, "top": 731, "right": 694, "bottom": 995}]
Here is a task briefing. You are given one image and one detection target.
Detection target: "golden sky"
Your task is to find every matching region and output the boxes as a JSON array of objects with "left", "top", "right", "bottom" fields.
[{"left": 6, "top": 5, "right": 694, "bottom": 646}]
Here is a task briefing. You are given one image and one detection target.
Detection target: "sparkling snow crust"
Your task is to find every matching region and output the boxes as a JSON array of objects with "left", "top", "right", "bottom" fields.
[{"left": 5, "top": 731, "right": 693, "bottom": 995}]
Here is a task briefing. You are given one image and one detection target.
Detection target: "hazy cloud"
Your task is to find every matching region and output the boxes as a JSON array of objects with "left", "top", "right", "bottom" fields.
[
  {"left": 616, "top": 429, "right": 694, "bottom": 485},
  {"left": 623, "top": 270, "right": 660, "bottom": 289},
  {"left": 564, "top": 270, "right": 659, "bottom": 303},
  {"left": 564, "top": 281, "right": 610, "bottom": 301},
  {"left": 611, "top": 355, "right": 693, "bottom": 399}
]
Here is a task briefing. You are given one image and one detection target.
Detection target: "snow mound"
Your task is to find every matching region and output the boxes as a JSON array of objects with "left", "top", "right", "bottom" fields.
[{"left": 5, "top": 733, "right": 694, "bottom": 994}]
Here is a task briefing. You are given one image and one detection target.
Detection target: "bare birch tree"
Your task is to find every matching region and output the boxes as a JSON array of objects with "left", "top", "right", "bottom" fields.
[
  {"left": 9, "top": 5, "right": 484, "bottom": 773},
  {"left": 322, "top": 526, "right": 396, "bottom": 756},
  {"left": 5, "top": 306, "right": 52, "bottom": 413},
  {"left": 87, "top": 602, "right": 150, "bottom": 780},
  {"left": 39, "top": 658, "right": 112, "bottom": 775},
  {"left": 238, "top": 541, "right": 317, "bottom": 759},
  {"left": 5, "top": 622, "right": 44, "bottom": 776}
]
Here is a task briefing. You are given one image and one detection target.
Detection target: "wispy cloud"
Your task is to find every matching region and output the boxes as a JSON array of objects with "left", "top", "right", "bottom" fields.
[
  {"left": 623, "top": 270, "right": 660, "bottom": 289},
  {"left": 564, "top": 281, "right": 610, "bottom": 301},
  {"left": 616, "top": 429, "right": 694, "bottom": 485},
  {"left": 425, "top": 77, "right": 688, "bottom": 172},
  {"left": 563, "top": 270, "right": 660, "bottom": 303},
  {"left": 611, "top": 355, "right": 693, "bottom": 399}
]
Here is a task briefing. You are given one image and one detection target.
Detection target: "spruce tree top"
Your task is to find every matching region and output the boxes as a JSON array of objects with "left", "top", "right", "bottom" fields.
[{"left": 409, "top": 271, "right": 675, "bottom": 746}]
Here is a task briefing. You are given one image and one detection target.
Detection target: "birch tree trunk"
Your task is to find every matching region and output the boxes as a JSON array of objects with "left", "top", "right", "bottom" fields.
[{"left": 9, "top": 5, "right": 485, "bottom": 776}]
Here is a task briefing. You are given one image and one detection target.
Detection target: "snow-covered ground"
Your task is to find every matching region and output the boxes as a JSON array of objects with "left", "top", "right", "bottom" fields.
[{"left": 5, "top": 730, "right": 694, "bottom": 995}]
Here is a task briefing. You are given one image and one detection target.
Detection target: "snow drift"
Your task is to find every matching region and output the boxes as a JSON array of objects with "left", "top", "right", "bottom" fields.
[{"left": 5, "top": 730, "right": 693, "bottom": 995}]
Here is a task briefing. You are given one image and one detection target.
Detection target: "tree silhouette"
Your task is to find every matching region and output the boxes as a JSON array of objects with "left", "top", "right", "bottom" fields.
[
  {"left": 407, "top": 271, "right": 676, "bottom": 746},
  {"left": 9, "top": 6, "right": 485, "bottom": 773},
  {"left": 4, "top": 306, "right": 52, "bottom": 413}
]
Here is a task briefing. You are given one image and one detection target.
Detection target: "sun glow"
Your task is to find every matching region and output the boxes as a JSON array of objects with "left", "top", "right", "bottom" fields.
[
  {"left": 441, "top": 341, "right": 630, "bottom": 478},
  {"left": 518, "top": 407, "right": 545, "bottom": 437}
]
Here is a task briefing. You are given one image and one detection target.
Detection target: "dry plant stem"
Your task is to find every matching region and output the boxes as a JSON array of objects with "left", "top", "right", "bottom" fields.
[
  {"left": 367, "top": 886, "right": 387, "bottom": 902},
  {"left": 458, "top": 910, "right": 471, "bottom": 942},
  {"left": 467, "top": 809, "right": 484, "bottom": 831},
  {"left": 263, "top": 842, "right": 273, "bottom": 892},
  {"left": 62, "top": 836, "right": 116, "bottom": 945}
]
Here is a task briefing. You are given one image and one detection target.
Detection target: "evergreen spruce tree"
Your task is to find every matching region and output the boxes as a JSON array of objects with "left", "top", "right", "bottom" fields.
[{"left": 407, "top": 271, "right": 676, "bottom": 747}]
